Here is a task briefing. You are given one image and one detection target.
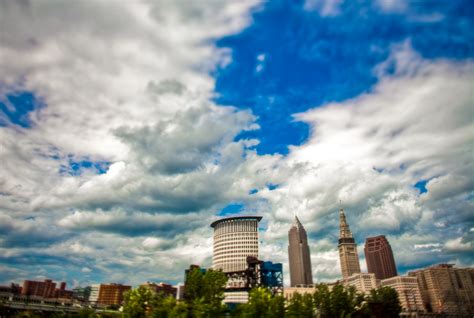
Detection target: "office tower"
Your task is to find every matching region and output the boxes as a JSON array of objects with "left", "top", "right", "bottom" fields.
[
  {"left": 364, "top": 235, "right": 398, "bottom": 280},
  {"left": 211, "top": 216, "right": 262, "bottom": 273},
  {"left": 288, "top": 216, "right": 313, "bottom": 286},
  {"left": 381, "top": 276, "right": 424, "bottom": 312},
  {"left": 338, "top": 207, "right": 361, "bottom": 279},
  {"left": 211, "top": 215, "right": 262, "bottom": 303},
  {"left": 409, "top": 264, "right": 474, "bottom": 314}
]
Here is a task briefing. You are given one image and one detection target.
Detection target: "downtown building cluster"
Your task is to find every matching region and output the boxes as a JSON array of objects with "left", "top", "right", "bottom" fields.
[
  {"left": 286, "top": 207, "right": 474, "bottom": 316},
  {"left": 0, "top": 280, "right": 179, "bottom": 309},
  {"left": 1, "top": 210, "right": 473, "bottom": 316}
]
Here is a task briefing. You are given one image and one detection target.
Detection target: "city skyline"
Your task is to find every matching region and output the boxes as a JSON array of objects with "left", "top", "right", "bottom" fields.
[{"left": 0, "top": 0, "right": 473, "bottom": 288}]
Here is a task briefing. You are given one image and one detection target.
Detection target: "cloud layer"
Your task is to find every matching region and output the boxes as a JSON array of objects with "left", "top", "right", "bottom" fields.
[{"left": 0, "top": 1, "right": 472, "bottom": 287}]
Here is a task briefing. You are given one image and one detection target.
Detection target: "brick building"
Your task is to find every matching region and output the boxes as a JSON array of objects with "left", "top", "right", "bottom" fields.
[
  {"left": 364, "top": 235, "right": 398, "bottom": 280},
  {"left": 21, "top": 279, "right": 71, "bottom": 299},
  {"left": 141, "top": 282, "right": 177, "bottom": 298},
  {"left": 380, "top": 275, "right": 425, "bottom": 312},
  {"left": 89, "top": 283, "right": 131, "bottom": 306},
  {"left": 408, "top": 264, "right": 474, "bottom": 315}
]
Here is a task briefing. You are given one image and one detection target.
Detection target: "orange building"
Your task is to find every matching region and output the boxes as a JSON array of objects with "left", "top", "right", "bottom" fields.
[
  {"left": 21, "top": 279, "right": 71, "bottom": 298},
  {"left": 90, "top": 283, "right": 131, "bottom": 306}
]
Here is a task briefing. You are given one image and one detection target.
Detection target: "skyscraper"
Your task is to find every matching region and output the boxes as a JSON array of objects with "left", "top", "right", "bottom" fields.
[
  {"left": 211, "top": 216, "right": 261, "bottom": 273},
  {"left": 364, "top": 235, "right": 397, "bottom": 279},
  {"left": 338, "top": 207, "right": 361, "bottom": 279},
  {"left": 211, "top": 215, "right": 262, "bottom": 303},
  {"left": 288, "top": 216, "right": 313, "bottom": 287}
]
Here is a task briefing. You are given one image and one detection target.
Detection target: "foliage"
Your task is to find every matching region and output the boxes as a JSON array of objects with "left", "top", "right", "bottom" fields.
[
  {"left": 239, "top": 287, "right": 284, "bottom": 318},
  {"left": 184, "top": 268, "right": 228, "bottom": 317},
  {"left": 367, "top": 286, "right": 402, "bottom": 318},
  {"left": 312, "top": 283, "right": 366, "bottom": 318},
  {"left": 78, "top": 308, "right": 97, "bottom": 318},
  {"left": 122, "top": 286, "right": 155, "bottom": 318},
  {"left": 286, "top": 292, "right": 313, "bottom": 318}
]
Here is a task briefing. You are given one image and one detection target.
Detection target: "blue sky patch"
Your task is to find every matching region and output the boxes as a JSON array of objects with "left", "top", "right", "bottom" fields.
[
  {"left": 414, "top": 179, "right": 430, "bottom": 194},
  {"left": 217, "top": 203, "right": 244, "bottom": 216},
  {"left": 59, "top": 157, "right": 111, "bottom": 176},
  {"left": 0, "top": 91, "right": 44, "bottom": 128},
  {"left": 214, "top": 0, "right": 474, "bottom": 155}
]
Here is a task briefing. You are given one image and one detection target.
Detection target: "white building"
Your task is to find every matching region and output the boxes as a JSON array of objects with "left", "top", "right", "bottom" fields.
[
  {"left": 284, "top": 286, "right": 316, "bottom": 300},
  {"left": 89, "top": 284, "right": 100, "bottom": 304},
  {"left": 211, "top": 216, "right": 262, "bottom": 303},
  {"left": 343, "top": 273, "right": 379, "bottom": 294},
  {"left": 381, "top": 276, "right": 425, "bottom": 312}
]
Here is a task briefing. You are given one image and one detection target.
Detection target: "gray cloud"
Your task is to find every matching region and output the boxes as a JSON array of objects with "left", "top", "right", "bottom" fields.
[{"left": 0, "top": 1, "right": 472, "bottom": 287}]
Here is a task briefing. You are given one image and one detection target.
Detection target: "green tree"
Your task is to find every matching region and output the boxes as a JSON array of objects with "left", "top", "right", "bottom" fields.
[
  {"left": 184, "top": 267, "right": 227, "bottom": 317},
  {"left": 367, "top": 286, "right": 401, "bottom": 318},
  {"left": 78, "top": 308, "right": 97, "bottom": 318},
  {"left": 240, "top": 287, "right": 273, "bottom": 318},
  {"left": 313, "top": 284, "right": 331, "bottom": 317},
  {"left": 238, "top": 287, "right": 284, "bottom": 318},
  {"left": 122, "top": 286, "right": 155, "bottom": 318},
  {"left": 313, "top": 283, "right": 365, "bottom": 318},
  {"left": 268, "top": 293, "right": 285, "bottom": 318},
  {"left": 152, "top": 294, "right": 187, "bottom": 318},
  {"left": 286, "top": 292, "right": 313, "bottom": 317}
]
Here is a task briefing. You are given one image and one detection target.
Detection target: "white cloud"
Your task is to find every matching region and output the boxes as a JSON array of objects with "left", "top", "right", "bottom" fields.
[
  {"left": 0, "top": 0, "right": 472, "bottom": 286},
  {"left": 304, "top": 0, "right": 343, "bottom": 16}
]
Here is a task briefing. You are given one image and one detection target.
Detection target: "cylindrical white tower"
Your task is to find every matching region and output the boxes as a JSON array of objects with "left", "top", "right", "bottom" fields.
[{"left": 211, "top": 216, "right": 262, "bottom": 273}]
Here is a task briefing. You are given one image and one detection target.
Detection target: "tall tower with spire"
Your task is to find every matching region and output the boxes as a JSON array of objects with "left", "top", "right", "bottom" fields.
[
  {"left": 288, "top": 216, "right": 313, "bottom": 286},
  {"left": 338, "top": 207, "right": 361, "bottom": 279}
]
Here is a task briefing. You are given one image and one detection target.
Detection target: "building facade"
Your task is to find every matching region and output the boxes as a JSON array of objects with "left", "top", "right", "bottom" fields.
[
  {"left": 284, "top": 286, "right": 316, "bottom": 300},
  {"left": 343, "top": 273, "right": 379, "bottom": 294},
  {"left": 89, "top": 283, "right": 131, "bottom": 306},
  {"left": 338, "top": 207, "right": 361, "bottom": 279},
  {"left": 211, "top": 215, "right": 262, "bottom": 303},
  {"left": 409, "top": 264, "right": 474, "bottom": 315},
  {"left": 141, "top": 282, "right": 177, "bottom": 298},
  {"left": 380, "top": 275, "right": 424, "bottom": 312},
  {"left": 211, "top": 216, "right": 262, "bottom": 273},
  {"left": 365, "top": 235, "right": 398, "bottom": 280},
  {"left": 21, "top": 279, "right": 71, "bottom": 299},
  {"left": 288, "top": 216, "right": 313, "bottom": 287}
]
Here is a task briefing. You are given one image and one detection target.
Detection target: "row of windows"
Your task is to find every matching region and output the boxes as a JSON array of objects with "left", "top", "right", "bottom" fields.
[
  {"left": 214, "top": 233, "right": 257, "bottom": 238},
  {"left": 214, "top": 244, "right": 258, "bottom": 252},
  {"left": 214, "top": 254, "right": 257, "bottom": 262},
  {"left": 214, "top": 250, "right": 258, "bottom": 258}
]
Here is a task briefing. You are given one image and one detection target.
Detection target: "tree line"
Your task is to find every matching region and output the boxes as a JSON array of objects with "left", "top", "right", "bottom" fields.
[{"left": 120, "top": 268, "right": 402, "bottom": 318}]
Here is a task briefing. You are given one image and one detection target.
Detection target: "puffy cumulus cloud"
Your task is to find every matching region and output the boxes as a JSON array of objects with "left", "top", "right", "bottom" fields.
[
  {"left": 254, "top": 43, "right": 474, "bottom": 281},
  {"left": 0, "top": 0, "right": 268, "bottom": 285},
  {"left": 0, "top": 1, "right": 472, "bottom": 287}
]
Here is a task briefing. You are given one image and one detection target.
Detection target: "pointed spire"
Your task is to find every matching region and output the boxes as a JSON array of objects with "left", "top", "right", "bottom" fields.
[
  {"left": 293, "top": 215, "right": 304, "bottom": 229},
  {"left": 339, "top": 206, "right": 353, "bottom": 239}
]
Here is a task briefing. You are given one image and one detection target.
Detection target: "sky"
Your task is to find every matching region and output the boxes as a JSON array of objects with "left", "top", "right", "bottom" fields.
[{"left": 0, "top": 0, "right": 473, "bottom": 287}]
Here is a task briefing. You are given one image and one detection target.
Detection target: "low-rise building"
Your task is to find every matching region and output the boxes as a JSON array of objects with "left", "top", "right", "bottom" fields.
[
  {"left": 408, "top": 264, "right": 474, "bottom": 315},
  {"left": 89, "top": 283, "right": 131, "bottom": 307},
  {"left": 72, "top": 286, "right": 91, "bottom": 302},
  {"left": 21, "top": 279, "right": 72, "bottom": 299},
  {"left": 381, "top": 275, "right": 425, "bottom": 312},
  {"left": 283, "top": 286, "right": 316, "bottom": 300},
  {"left": 343, "top": 273, "right": 379, "bottom": 294},
  {"left": 141, "top": 282, "right": 177, "bottom": 298}
]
